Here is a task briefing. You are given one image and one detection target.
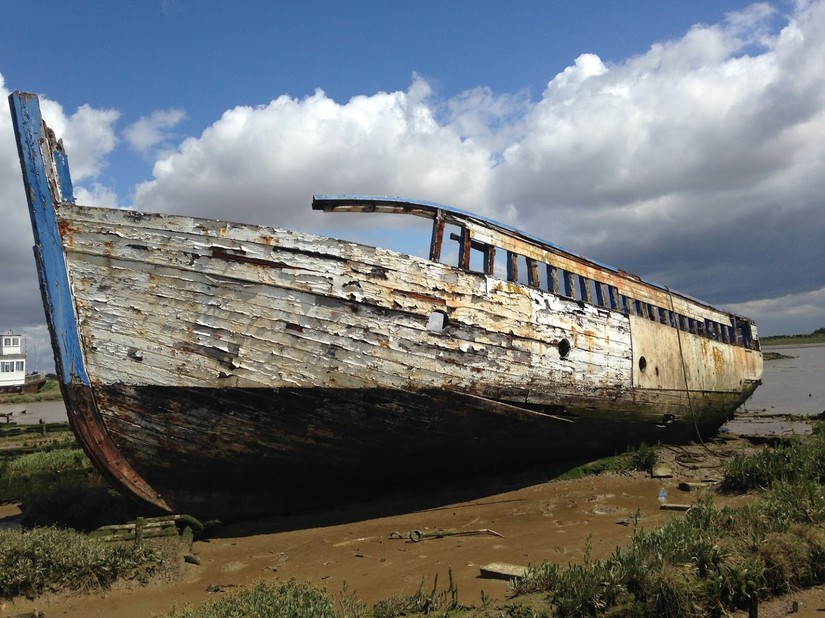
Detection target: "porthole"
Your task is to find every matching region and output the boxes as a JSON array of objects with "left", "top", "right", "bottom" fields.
[
  {"left": 558, "top": 338, "right": 571, "bottom": 359},
  {"left": 639, "top": 356, "right": 647, "bottom": 372},
  {"left": 427, "top": 311, "right": 447, "bottom": 333}
]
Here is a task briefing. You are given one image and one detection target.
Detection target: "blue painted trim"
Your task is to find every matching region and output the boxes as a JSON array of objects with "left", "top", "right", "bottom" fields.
[
  {"left": 8, "top": 91, "right": 89, "bottom": 386},
  {"left": 54, "top": 148, "right": 76, "bottom": 205}
]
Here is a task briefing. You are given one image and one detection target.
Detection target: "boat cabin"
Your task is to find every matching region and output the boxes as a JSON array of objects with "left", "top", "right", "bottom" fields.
[
  {"left": 312, "top": 195, "right": 760, "bottom": 352},
  {"left": 0, "top": 333, "right": 27, "bottom": 391}
]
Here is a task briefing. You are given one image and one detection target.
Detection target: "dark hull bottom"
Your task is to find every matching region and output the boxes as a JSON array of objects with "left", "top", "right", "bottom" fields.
[{"left": 69, "top": 383, "right": 744, "bottom": 519}]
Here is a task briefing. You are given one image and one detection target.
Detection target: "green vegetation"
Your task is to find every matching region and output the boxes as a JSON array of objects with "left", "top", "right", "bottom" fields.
[
  {"left": 373, "top": 569, "right": 460, "bottom": 618},
  {"left": 5, "top": 426, "right": 825, "bottom": 617},
  {"left": 0, "top": 431, "right": 178, "bottom": 602},
  {"left": 0, "top": 435, "right": 157, "bottom": 530},
  {"left": 0, "top": 379, "right": 63, "bottom": 404},
  {"left": 556, "top": 442, "right": 659, "bottom": 480},
  {"left": 158, "top": 433, "right": 825, "bottom": 618},
  {"left": 0, "top": 527, "right": 167, "bottom": 599},
  {"left": 166, "top": 579, "right": 340, "bottom": 618},
  {"left": 722, "top": 430, "right": 825, "bottom": 492},
  {"left": 762, "top": 326, "right": 825, "bottom": 346},
  {"left": 505, "top": 430, "right": 825, "bottom": 617}
]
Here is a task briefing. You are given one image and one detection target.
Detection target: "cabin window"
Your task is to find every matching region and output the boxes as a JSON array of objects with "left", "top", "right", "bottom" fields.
[
  {"left": 2, "top": 338, "right": 9, "bottom": 346},
  {"left": 620, "top": 294, "right": 630, "bottom": 314},
  {"left": 563, "top": 271, "right": 576, "bottom": 299},
  {"left": 467, "top": 241, "right": 494, "bottom": 275},
  {"left": 15, "top": 361, "right": 24, "bottom": 371},
  {"left": 592, "top": 281, "right": 605, "bottom": 307},
  {"left": 435, "top": 222, "right": 463, "bottom": 267},
  {"left": 506, "top": 252, "right": 518, "bottom": 282},
  {"left": 546, "top": 264, "right": 559, "bottom": 294},
  {"left": 578, "top": 276, "right": 592, "bottom": 303},
  {"left": 526, "top": 258, "right": 540, "bottom": 288},
  {"left": 0, "top": 362, "right": 12, "bottom": 373},
  {"left": 607, "top": 285, "right": 619, "bottom": 310}
]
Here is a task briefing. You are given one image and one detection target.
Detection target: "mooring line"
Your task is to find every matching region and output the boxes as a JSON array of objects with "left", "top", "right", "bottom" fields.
[{"left": 665, "top": 285, "right": 708, "bottom": 450}]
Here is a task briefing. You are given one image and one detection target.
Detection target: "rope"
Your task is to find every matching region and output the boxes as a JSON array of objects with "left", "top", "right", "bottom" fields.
[{"left": 665, "top": 286, "right": 708, "bottom": 449}]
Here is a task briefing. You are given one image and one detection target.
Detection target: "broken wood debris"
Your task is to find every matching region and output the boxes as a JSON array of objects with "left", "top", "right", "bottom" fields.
[
  {"left": 651, "top": 463, "right": 673, "bottom": 478},
  {"left": 89, "top": 513, "right": 205, "bottom": 542},
  {"left": 390, "top": 528, "right": 503, "bottom": 542},
  {"left": 479, "top": 561, "right": 529, "bottom": 580},
  {"left": 678, "top": 480, "right": 718, "bottom": 492},
  {"left": 659, "top": 503, "right": 692, "bottom": 511}
]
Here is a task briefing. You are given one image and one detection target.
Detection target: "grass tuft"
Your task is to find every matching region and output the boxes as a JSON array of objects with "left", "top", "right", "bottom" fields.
[
  {"left": 0, "top": 527, "right": 166, "bottom": 599},
  {"left": 165, "top": 579, "right": 338, "bottom": 618}
]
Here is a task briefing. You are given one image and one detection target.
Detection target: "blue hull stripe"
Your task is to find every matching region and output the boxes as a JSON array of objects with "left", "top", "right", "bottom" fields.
[{"left": 8, "top": 91, "right": 89, "bottom": 386}]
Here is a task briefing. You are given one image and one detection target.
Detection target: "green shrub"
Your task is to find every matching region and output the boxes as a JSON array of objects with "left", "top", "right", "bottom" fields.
[
  {"left": 1, "top": 444, "right": 156, "bottom": 529},
  {"left": 632, "top": 442, "right": 659, "bottom": 472},
  {"left": 509, "top": 474, "right": 825, "bottom": 617},
  {"left": 0, "top": 527, "right": 165, "bottom": 599},
  {"left": 166, "top": 579, "right": 337, "bottom": 618},
  {"left": 373, "top": 569, "right": 459, "bottom": 618},
  {"left": 723, "top": 431, "right": 825, "bottom": 491}
]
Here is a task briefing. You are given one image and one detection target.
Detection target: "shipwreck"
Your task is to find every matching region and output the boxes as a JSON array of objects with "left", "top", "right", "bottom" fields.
[{"left": 9, "top": 91, "right": 762, "bottom": 518}]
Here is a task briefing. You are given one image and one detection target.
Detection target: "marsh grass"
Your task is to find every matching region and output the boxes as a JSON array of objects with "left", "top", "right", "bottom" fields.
[
  {"left": 510, "top": 431, "right": 825, "bottom": 617},
  {"left": 1, "top": 445, "right": 154, "bottom": 529},
  {"left": 557, "top": 442, "right": 660, "bottom": 481},
  {"left": 0, "top": 526, "right": 166, "bottom": 599},
  {"left": 722, "top": 430, "right": 825, "bottom": 491},
  {"left": 372, "top": 568, "right": 461, "bottom": 617},
  {"left": 165, "top": 579, "right": 340, "bottom": 618}
]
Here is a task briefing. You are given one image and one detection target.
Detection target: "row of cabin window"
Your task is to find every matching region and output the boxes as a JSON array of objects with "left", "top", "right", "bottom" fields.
[
  {"left": 0, "top": 361, "right": 24, "bottom": 372},
  {"left": 454, "top": 236, "right": 755, "bottom": 349}
]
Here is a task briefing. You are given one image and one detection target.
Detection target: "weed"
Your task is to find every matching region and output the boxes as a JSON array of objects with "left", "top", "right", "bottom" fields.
[
  {"left": 165, "top": 579, "right": 337, "bottom": 618},
  {"left": 0, "top": 527, "right": 166, "bottom": 599},
  {"left": 372, "top": 568, "right": 460, "bottom": 617},
  {"left": 632, "top": 442, "right": 659, "bottom": 472}
]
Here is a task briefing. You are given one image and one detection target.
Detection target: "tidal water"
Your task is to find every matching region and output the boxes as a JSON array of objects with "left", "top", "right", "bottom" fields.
[
  {"left": 741, "top": 344, "right": 825, "bottom": 416},
  {"left": 0, "top": 399, "right": 67, "bottom": 425}
]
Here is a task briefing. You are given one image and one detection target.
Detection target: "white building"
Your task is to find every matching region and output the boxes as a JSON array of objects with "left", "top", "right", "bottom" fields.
[{"left": 0, "top": 333, "right": 27, "bottom": 391}]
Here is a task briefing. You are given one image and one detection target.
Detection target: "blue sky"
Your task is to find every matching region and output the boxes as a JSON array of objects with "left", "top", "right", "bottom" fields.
[
  {"left": 1, "top": 0, "right": 824, "bottom": 369},
  {"left": 2, "top": 1, "right": 771, "bottom": 194}
]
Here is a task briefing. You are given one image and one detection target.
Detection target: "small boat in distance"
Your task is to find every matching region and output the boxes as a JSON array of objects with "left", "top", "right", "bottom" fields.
[
  {"left": 9, "top": 91, "right": 762, "bottom": 518},
  {"left": 0, "top": 332, "right": 46, "bottom": 394}
]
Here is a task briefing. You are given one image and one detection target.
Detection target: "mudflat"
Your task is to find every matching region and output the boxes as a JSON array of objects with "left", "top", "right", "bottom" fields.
[{"left": 3, "top": 439, "right": 774, "bottom": 617}]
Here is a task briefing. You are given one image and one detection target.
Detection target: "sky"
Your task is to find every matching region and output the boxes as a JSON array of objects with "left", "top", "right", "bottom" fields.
[{"left": 1, "top": 0, "right": 824, "bottom": 371}]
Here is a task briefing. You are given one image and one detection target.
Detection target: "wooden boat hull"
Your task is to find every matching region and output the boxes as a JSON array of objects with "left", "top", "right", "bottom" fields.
[
  {"left": 9, "top": 91, "right": 762, "bottom": 519},
  {"left": 67, "top": 382, "right": 754, "bottom": 518},
  {"left": 52, "top": 202, "right": 758, "bottom": 517}
]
